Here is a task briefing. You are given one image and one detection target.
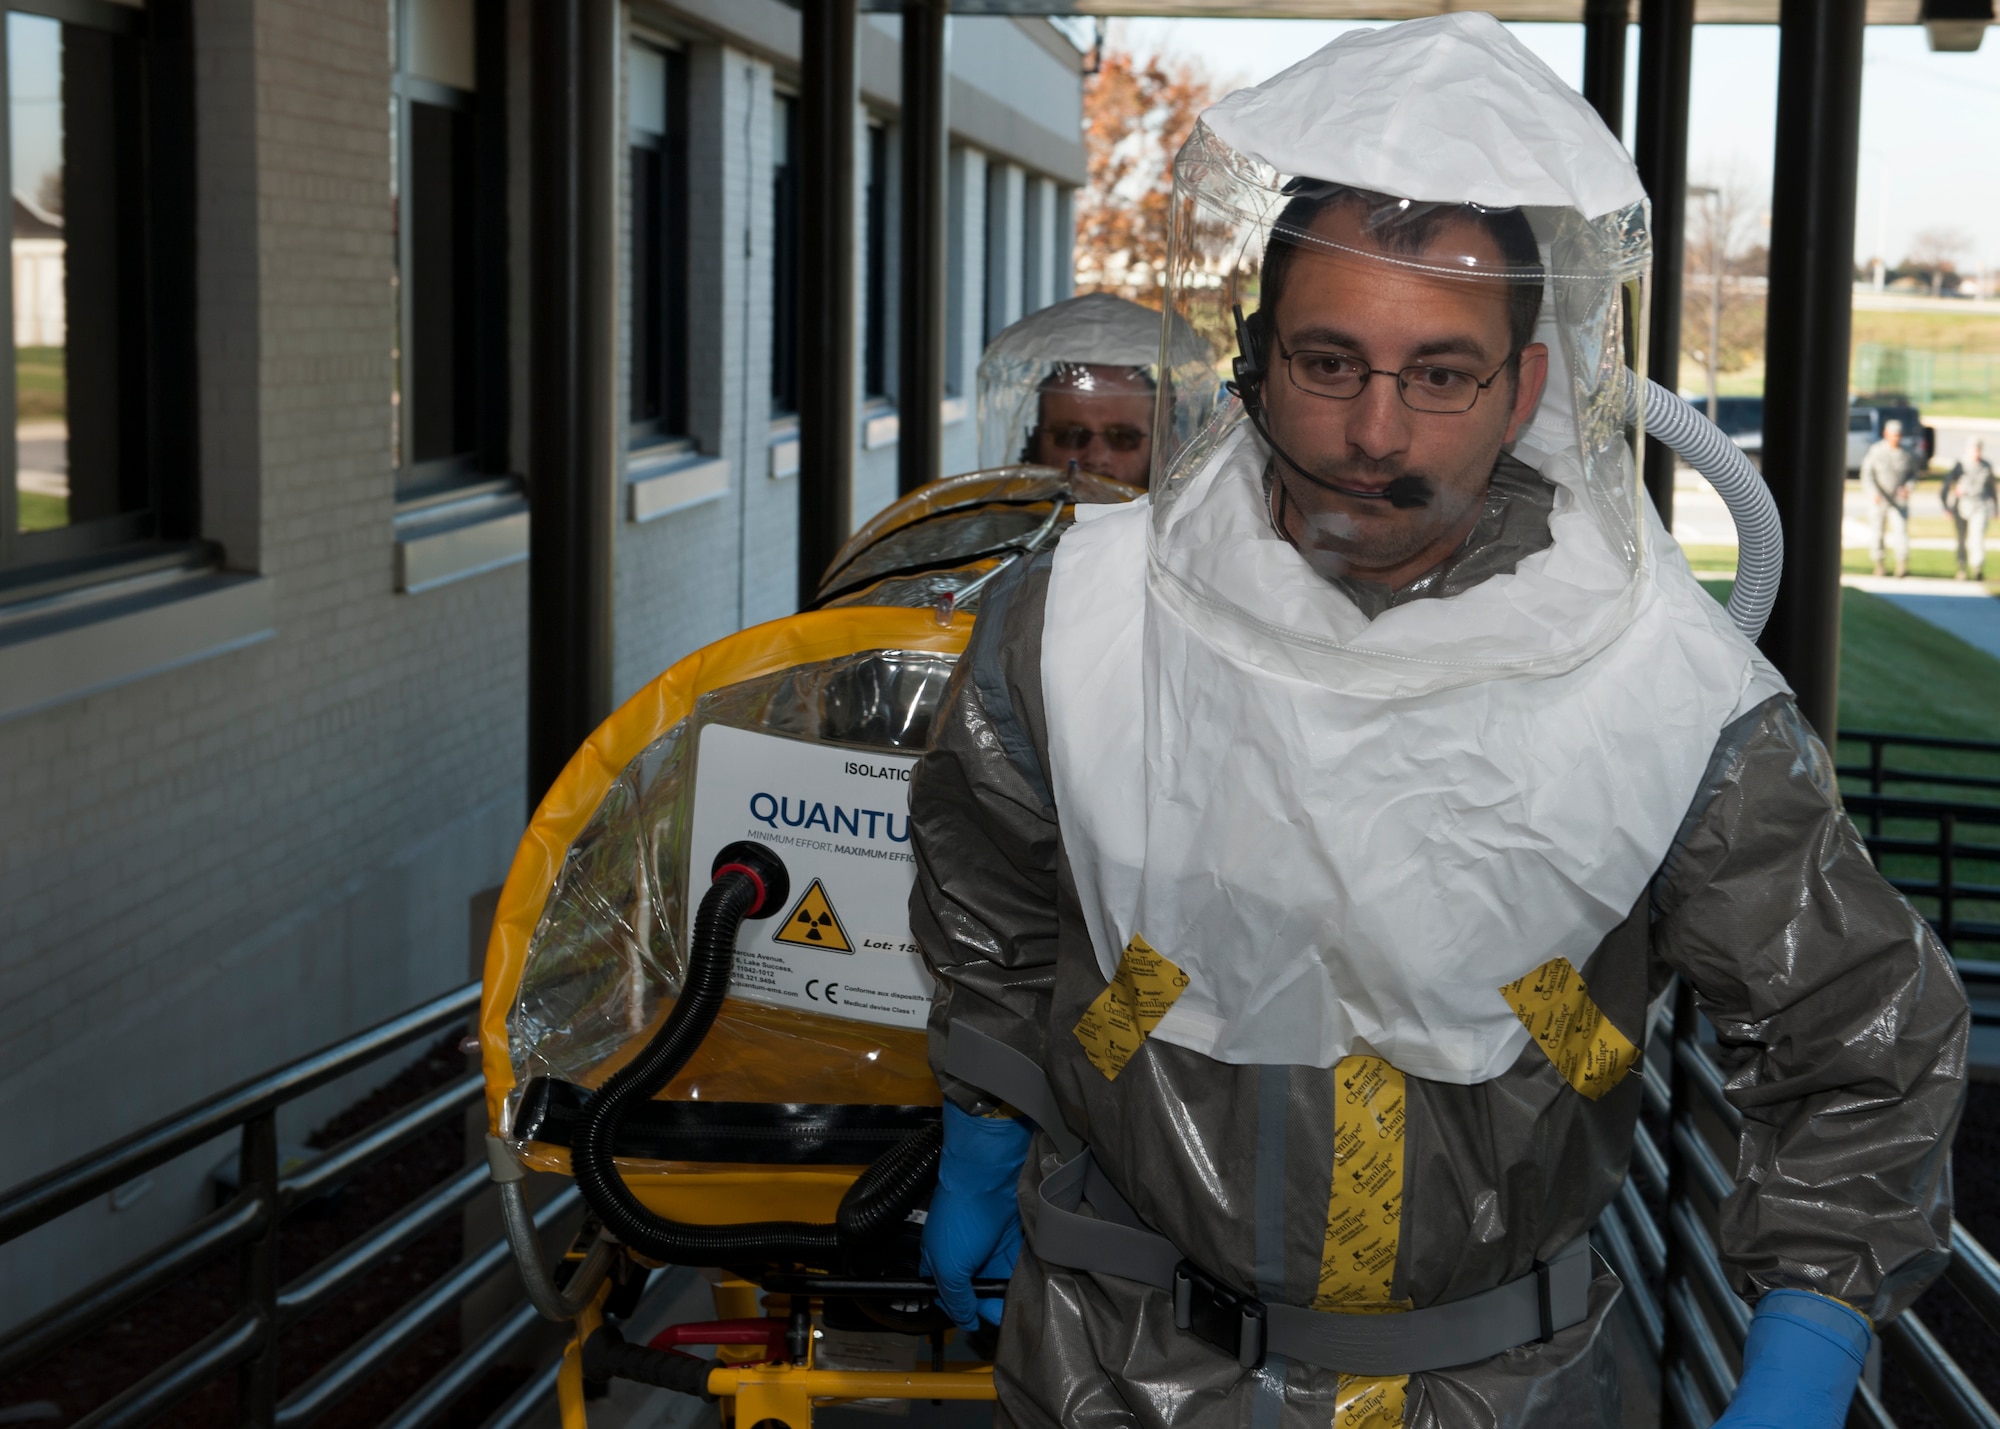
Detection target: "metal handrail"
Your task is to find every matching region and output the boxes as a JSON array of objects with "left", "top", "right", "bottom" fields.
[
  {"left": 0, "top": 979, "right": 582, "bottom": 1429},
  {"left": 0, "top": 981, "right": 480, "bottom": 1240},
  {"left": 1840, "top": 728, "right": 2000, "bottom": 806},
  {"left": 0, "top": 1192, "right": 269, "bottom": 1379},
  {"left": 273, "top": 1187, "right": 582, "bottom": 1429},
  {"left": 1947, "top": 1222, "right": 2000, "bottom": 1335},
  {"left": 282, "top": 1072, "right": 483, "bottom": 1207},
  {"left": 1844, "top": 729, "right": 2000, "bottom": 755},
  {"left": 1626, "top": 977, "right": 2000, "bottom": 1429},
  {"left": 276, "top": 1163, "right": 490, "bottom": 1328},
  {"left": 1880, "top": 1312, "right": 2000, "bottom": 1429}
]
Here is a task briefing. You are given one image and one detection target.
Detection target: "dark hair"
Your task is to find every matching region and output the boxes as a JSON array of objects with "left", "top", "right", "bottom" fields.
[{"left": 1252, "top": 183, "right": 1545, "bottom": 366}]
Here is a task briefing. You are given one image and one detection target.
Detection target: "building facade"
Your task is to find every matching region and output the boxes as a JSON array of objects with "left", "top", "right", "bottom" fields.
[{"left": 0, "top": 0, "right": 1083, "bottom": 1328}]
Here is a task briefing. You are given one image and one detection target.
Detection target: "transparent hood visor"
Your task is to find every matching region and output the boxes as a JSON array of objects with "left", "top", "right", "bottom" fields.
[
  {"left": 976, "top": 292, "right": 1216, "bottom": 487},
  {"left": 1148, "top": 120, "right": 1653, "bottom": 687}
]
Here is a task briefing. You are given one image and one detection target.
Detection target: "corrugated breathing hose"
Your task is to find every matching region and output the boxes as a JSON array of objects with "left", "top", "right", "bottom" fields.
[
  {"left": 1627, "top": 373, "right": 1784, "bottom": 641},
  {"left": 567, "top": 840, "right": 942, "bottom": 1266}
]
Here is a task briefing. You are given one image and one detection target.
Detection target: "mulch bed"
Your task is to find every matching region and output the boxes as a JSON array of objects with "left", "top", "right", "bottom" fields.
[{"left": 0, "top": 1036, "right": 530, "bottom": 1429}]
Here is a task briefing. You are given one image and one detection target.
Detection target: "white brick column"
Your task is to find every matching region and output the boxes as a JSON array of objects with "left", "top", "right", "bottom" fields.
[
  {"left": 943, "top": 144, "right": 987, "bottom": 473},
  {"left": 984, "top": 161, "right": 1024, "bottom": 342}
]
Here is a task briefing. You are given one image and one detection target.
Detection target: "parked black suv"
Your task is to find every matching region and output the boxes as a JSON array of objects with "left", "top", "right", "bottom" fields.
[{"left": 1686, "top": 395, "right": 1764, "bottom": 469}]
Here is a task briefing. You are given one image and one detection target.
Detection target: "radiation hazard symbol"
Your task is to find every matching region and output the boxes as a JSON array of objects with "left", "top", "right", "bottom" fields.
[{"left": 774, "top": 879, "right": 854, "bottom": 954}]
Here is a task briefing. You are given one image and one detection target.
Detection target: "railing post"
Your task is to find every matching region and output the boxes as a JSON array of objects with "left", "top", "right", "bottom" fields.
[
  {"left": 237, "top": 1111, "right": 280, "bottom": 1426},
  {"left": 1869, "top": 738, "right": 1885, "bottom": 838},
  {"left": 1658, "top": 977, "right": 1698, "bottom": 1406},
  {"left": 1940, "top": 811, "right": 1957, "bottom": 951}
]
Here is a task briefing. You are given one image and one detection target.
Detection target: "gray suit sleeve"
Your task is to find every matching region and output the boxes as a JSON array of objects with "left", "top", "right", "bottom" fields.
[
  {"left": 1652, "top": 695, "right": 1968, "bottom": 1320},
  {"left": 909, "top": 554, "right": 1061, "bottom": 1113}
]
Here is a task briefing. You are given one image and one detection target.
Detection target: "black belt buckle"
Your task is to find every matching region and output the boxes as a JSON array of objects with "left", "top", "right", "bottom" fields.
[{"left": 1173, "top": 1260, "right": 1266, "bottom": 1370}]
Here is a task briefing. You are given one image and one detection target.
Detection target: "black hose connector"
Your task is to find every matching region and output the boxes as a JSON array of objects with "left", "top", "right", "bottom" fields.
[
  {"left": 581, "top": 1327, "right": 716, "bottom": 1398},
  {"left": 570, "top": 840, "right": 941, "bottom": 1269},
  {"left": 836, "top": 1120, "right": 941, "bottom": 1244}
]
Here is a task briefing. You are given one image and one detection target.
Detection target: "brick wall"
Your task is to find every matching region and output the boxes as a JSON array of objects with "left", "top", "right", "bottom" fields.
[
  {"left": 0, "top": 0, "right": 525, "bottom": 1326},
  {"left": 0, "top": 0, "right": 1082, "bottom": 1331}
]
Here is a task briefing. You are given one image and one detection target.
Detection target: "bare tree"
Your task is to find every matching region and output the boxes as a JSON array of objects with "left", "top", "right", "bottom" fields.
[
  {"left": 1681, "top": 173, "right": 1768, "bottom": 413},
  {"left": 1907, "top": 227, "right": 1973, "bottom": 297}
]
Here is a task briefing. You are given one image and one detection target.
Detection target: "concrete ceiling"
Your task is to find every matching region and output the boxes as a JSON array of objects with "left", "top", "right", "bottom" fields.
[{"left": 899, "top": 2, "right": 1938, "bottom": 23}]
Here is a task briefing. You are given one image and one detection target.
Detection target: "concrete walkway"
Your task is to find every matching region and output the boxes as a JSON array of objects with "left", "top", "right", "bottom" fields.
[{"left": 1849, "top": 576, "right": 2000, "bottom": 663}]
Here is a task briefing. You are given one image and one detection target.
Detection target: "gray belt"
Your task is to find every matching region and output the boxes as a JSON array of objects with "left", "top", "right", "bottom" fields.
[{"left": 945, "top": 1022, "right": 1598, "bottom": 1376}]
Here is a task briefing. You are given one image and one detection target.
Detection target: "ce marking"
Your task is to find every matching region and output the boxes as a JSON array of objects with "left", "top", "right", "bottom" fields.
[{"left": 805, "top": 979, "right": 841, "bottom": 1006}]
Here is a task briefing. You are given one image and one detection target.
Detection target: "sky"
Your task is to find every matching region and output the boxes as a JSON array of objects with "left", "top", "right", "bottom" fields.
[
  {"left": 1107, "top": 17, "right": 2000, "bottom": 275},
  {"left": 10, "top": 13, "right": 62, "bottom": 216}
]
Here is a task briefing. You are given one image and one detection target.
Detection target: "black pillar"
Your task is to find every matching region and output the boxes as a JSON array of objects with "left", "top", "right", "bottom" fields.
[
  {"left": 1759, "top": 0, "right": 1866, "bottom": 740},
  {"left": 898, "top": 1, "right": 949, "bottom": 497},
  {"left": 527, "top": 0, "right": 617, "bottom": 809},
  {"left": 1582, "top": 0, "right": 1628, "bottom": 136},
  {"left": 1634, "top": 0, "right": 1694, "bottom": 526},
  {"left": 799, "top": 0, "right": 860, "bottom": 605}
]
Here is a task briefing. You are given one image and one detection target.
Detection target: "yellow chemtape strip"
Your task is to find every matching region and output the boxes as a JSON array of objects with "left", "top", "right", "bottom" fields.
[
  {"left": 1316, "top": 1055, "right": 1409, "bottom": 1313},
  {"left": 1318, "top": 1055, "right": 1410, "bottom": 1418},
  {"left": 1498, "top": 956, "right": 1640, "bottom": 1102},
  {"left": 1071, "top": 934, "right": 1188, "bottom": 1081},
  {"left": 1334, "top": 1372, "right": 1408, "bottom": 1429}
]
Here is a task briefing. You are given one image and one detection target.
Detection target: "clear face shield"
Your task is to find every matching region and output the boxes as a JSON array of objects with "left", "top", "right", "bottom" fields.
[
  {"left": 1148, "top": 120, "right": 1651, "bottom": 686},
  {"left": 976, "top": 292, "right": 1215, "bottom": 490}
]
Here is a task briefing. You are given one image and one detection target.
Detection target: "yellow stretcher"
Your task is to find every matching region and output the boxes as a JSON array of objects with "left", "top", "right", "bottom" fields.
[
  {"left": 813, "top": 463, "right": 1140, "bottom": 612},
  {"left": 480, "top": 602, "right": 990, "bottom": 1427}
]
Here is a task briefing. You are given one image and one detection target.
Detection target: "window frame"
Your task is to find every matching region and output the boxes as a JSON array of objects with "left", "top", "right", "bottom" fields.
[
  {"left": 769, "top": 86, "right": 800, "bottom": 419},
  {"left": 862, "top": 118, "right": 890, "bottom": 403},
  {"left": 391, "top": 0, "right": 508, "bottom": 503},
  {"left": 0, "top": 0, "right": 201, "bottom": 589},
  {"left": 626, "top": 38, "right": 688, "bottom": 448}
]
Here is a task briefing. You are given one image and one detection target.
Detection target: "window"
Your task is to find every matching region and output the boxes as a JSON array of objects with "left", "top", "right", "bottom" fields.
[
  {"left": 393, "top": 0, "right": 504, "bottom": 498},
  {"left": 770, "top": 91, "right": 799, "bottom": 418},
  {"left": 629, "top": 42, "right": 686, "bottom": 441},
  {"left": 2, "top": 2, "right": 192, "bottom": 579},
  {"left": 862, "top": 121, "right": 889, "bottom": 401}
]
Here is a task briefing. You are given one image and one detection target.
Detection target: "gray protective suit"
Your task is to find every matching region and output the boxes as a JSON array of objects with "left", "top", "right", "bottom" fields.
[{"left": 908, "top": 475, "right": 1968, "bottom": 1428}]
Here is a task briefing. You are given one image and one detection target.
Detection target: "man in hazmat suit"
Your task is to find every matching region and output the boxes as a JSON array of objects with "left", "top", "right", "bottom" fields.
[
  {"left": 979, "top": 292, "right": 1208, "bottom": 489},
  {"left": 909, "top": 16, "right": 1965, "bottom": 1429}
]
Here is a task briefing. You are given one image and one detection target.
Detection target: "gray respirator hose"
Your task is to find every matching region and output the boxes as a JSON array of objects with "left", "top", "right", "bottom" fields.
[
  {"left": 487, "top": 1133, "right": 616, "bottom": 1321},
  {"left": 1625, "top": 373, "right": 1783, "bottom": 641}
]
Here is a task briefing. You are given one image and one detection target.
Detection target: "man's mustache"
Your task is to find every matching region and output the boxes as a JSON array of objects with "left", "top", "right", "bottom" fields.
[{"left": 1283, "top": 453, "right": 1434, "bottom": 511}]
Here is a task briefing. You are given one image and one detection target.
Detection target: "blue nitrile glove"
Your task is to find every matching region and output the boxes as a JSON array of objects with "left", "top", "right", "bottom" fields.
[
  {"left": 1713, "top": 1289, "right": 1872, "bottom": 1429},
  {"left": 920, "top": 1101, "right": 1032, "bottom": 1333}
]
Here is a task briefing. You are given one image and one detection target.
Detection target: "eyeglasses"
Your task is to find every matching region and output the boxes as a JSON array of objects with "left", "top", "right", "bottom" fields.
[
  {"left": 1042, "top": 422, "right": 1148, "bottom": 454},
  {"left": 1277, "top": 339, "right": 1511, "bottom": 415}
]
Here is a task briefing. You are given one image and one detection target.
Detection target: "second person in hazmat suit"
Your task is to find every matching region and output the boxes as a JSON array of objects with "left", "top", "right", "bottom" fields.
[
  {"left": 910, "top": 16, "right": 1965, "bottom": 1429},
  {"left": 979, "top": 291, "right": 1210, "bottom": 490}
]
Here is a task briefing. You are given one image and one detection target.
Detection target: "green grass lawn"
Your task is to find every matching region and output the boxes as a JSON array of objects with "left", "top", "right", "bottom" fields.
[
  {"left": 1852, "top": 307, "right": 2000, "bottom": 355},
  {"left": 1696, "top": 307, "right": 2000, "bottom": 415},
  {"left": 1694, "top": 577, "right": 2000, "bottom": 740},
  {"left": 16, "top": 490, "right": 65, "bottom": 531},
  {"left": 16, "top": 346, "right": 63, "bottom": 421},
  {"left": 1700, "top": 575, "right": 2000, "bottom": 955}
]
